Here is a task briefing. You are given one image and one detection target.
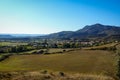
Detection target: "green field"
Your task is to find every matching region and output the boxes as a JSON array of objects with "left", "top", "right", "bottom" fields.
[{"left": 0, "top": 50, "right": 116, "bottom": 75}]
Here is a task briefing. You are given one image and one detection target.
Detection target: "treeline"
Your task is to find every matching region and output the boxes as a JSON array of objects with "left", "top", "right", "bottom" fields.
[
  {"left": 49, "top": 43, "right": 82, "bottom": 48},
  {"left": 89, "top": 46, "right": 117, "bottom": 51},
  {"left": 31, "top": 49, "right": 74, "bottom": 55},
  {"left": 0, "top": 45, "right": 34, "bottom": 53},
  {"left": 0, "top": 54, "right": 12, "bottom": 61},
  {"left": 0, "top": 42, "right": 81, "bottom": 53}
]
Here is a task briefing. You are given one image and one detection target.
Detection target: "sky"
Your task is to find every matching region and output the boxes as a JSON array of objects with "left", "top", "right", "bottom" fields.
[{"left": 0, "top": 0, "right": 120, "bottom": 34}]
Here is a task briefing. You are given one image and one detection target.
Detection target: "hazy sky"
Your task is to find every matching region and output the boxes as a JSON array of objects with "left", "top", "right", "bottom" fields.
[{"left": 0, "top": 0, "right": 120, "bottom": 34}]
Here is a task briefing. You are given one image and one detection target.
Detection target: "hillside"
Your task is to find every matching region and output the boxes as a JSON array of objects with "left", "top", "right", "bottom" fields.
[{"left": 46, "top": 23, "right": 120, "bottom": 40}]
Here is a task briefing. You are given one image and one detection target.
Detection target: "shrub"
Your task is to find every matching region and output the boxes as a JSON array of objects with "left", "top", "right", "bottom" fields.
[
  {"left": 59, "top": 72, "right": 65, "bottom": 76},
  {"left": 63, "top": 49, "right": 66, "bottom": 52},
  {"left": 44, "top": 52, "right": 50, "bottom": 55},
  {"left": 41, "top": 70, "right": 47, "bottom": 74},
  {"left": 0, "top": 54, "right": 12, "bottom": 62},
  {"left": 38, "top": 50, "right": 44, "bottom": 54}
]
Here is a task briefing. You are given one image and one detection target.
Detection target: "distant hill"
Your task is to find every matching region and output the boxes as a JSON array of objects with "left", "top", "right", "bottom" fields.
[
  {"left": 0, "top": 34, "right": 13, "bottom": 38},
  {"left": 46, "top": 31, "right": 74, "bottom": 39},
  {"left": 0, "top": 34, "right": 45, "bottom": 38},
  {"left": 45, "top": 23, "right": 120, "bottom": 40},
  {"left": 0, "top": 24, "right": 120, "bottom": 40},
  {"left": 11, "top": 34, "right": 46, "bottom": 37}
]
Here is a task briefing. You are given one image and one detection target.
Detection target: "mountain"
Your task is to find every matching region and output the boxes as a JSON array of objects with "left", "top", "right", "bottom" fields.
[
  {"left": 46, "top": 31, "right": 74, "bottom": 39},
  {"left": 11, "top": 34, "right": 46, "bottom": 37},
  {"left": 45, "top": 23, "right": 120, "bottom": 40},
  {"left": 0, "top": 34, "right": 45, "bottom": 38},
  {"left": 76, "top": 23, "right": 120, "bottom": 39},
  {"left": 0, "top": 34, "right": 13, "bottom": 38},
  {"left": 77, "top": 23, "right": 120, "bottom": 35},
  {"left": 0, "top": 24, "right": 120, "bottom": 40}
]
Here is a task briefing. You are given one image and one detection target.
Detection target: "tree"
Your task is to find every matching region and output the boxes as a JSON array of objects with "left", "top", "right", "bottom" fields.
[
  {"left": 63, "top": 43, "right": 70, "bottom": 48},
  {"left": 11, "top": 46, "right": 17, "bottom": 52}
]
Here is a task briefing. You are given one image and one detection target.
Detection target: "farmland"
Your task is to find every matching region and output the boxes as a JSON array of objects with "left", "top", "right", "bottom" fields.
[
  {"left": 0, "top": 50, "right": 116, "bottom": 75},
  {"left": 0, "top": 41, "right": 119, "bottom": 80}
]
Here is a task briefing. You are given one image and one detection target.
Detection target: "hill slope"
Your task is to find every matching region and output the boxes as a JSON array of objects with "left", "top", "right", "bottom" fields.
[{"left": 46, "top": 23, "right": 120, "bottom": 40}]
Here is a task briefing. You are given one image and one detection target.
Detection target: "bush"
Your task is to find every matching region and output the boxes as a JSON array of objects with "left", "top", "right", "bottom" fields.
[
  {"left": 63, "top": 49, "right": 66, "bottom": 52},
  {"left": 59, "top": 72, "right": 65, "bottom": 76},
  {"left": 41, "top": 70, "right": 47, "bottom": 74},
  {"left": 32, "top": 51, "right": 37, "bottom": 54},
  {"left": 32, "top": 50, "right": 44, "bottom": 54},
  {"left": 38, "top": 50, "right": 44, "bottom": 54},
  {"left": 44, "top": 52, "right": 50, "bottom": 55},
  {"left": 90, "top": 46, "right": 117, "bottom": 51},
  {"left": 57, "top": 51, "right": 63, "bottom": 53},
  {"left": 0, "top": 72, "right": 12, "bottom": 79},
  {"left": 0, "top": 54, "right": 12, "bottom": 62}
]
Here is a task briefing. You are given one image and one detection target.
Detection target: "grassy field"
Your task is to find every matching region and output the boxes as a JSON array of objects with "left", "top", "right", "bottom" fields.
[{"left": 0, "top": 50, "right": 116, "bottom": 75}]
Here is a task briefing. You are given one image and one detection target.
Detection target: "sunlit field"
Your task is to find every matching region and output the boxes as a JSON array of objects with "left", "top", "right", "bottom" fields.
[{"left": 0, "top": 50, "right": 116, "bottom": 75}]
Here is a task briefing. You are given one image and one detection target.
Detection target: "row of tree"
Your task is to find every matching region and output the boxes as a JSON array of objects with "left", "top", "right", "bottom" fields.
[
  {"left": 0, "top": 54, "right": 12, "bottom": 61},
  {"left": 0, "top": 45, "right": 34, "bottom": 53}
]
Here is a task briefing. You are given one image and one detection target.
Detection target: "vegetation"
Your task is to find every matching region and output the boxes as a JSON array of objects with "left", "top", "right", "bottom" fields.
[
  {"left": 116, "top": 44, "right": 120, "bottom": 79},
  {"left": 0, "top": 71, "right": 114, "bottom": 80},
  {"left": 0, "top": 54, "right": 12, "bottom": 62},
  {"left": 84, "top": 42, "right": 118, "bottom": 51}
]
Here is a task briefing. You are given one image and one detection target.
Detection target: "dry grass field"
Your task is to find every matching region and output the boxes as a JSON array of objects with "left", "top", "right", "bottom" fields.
[
  {"left": 0, "top": 71, "right": 115, "bottom": 80},
  {"left": 0, "top": 50, "right": 116, "bottom": 75}
]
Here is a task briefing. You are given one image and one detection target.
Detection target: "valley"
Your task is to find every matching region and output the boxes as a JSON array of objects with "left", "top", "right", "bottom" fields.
[{"left": 0, "top": 24, "right": 120, "bottom": 80}]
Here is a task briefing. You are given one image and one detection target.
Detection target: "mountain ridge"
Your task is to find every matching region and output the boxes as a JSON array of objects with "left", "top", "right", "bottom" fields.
[
  {"left": 45, "top": 23, "right": 120, "bottom": 40},
  {"left": 0, "top": 23, "right": 120, "bottom": 40}
]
